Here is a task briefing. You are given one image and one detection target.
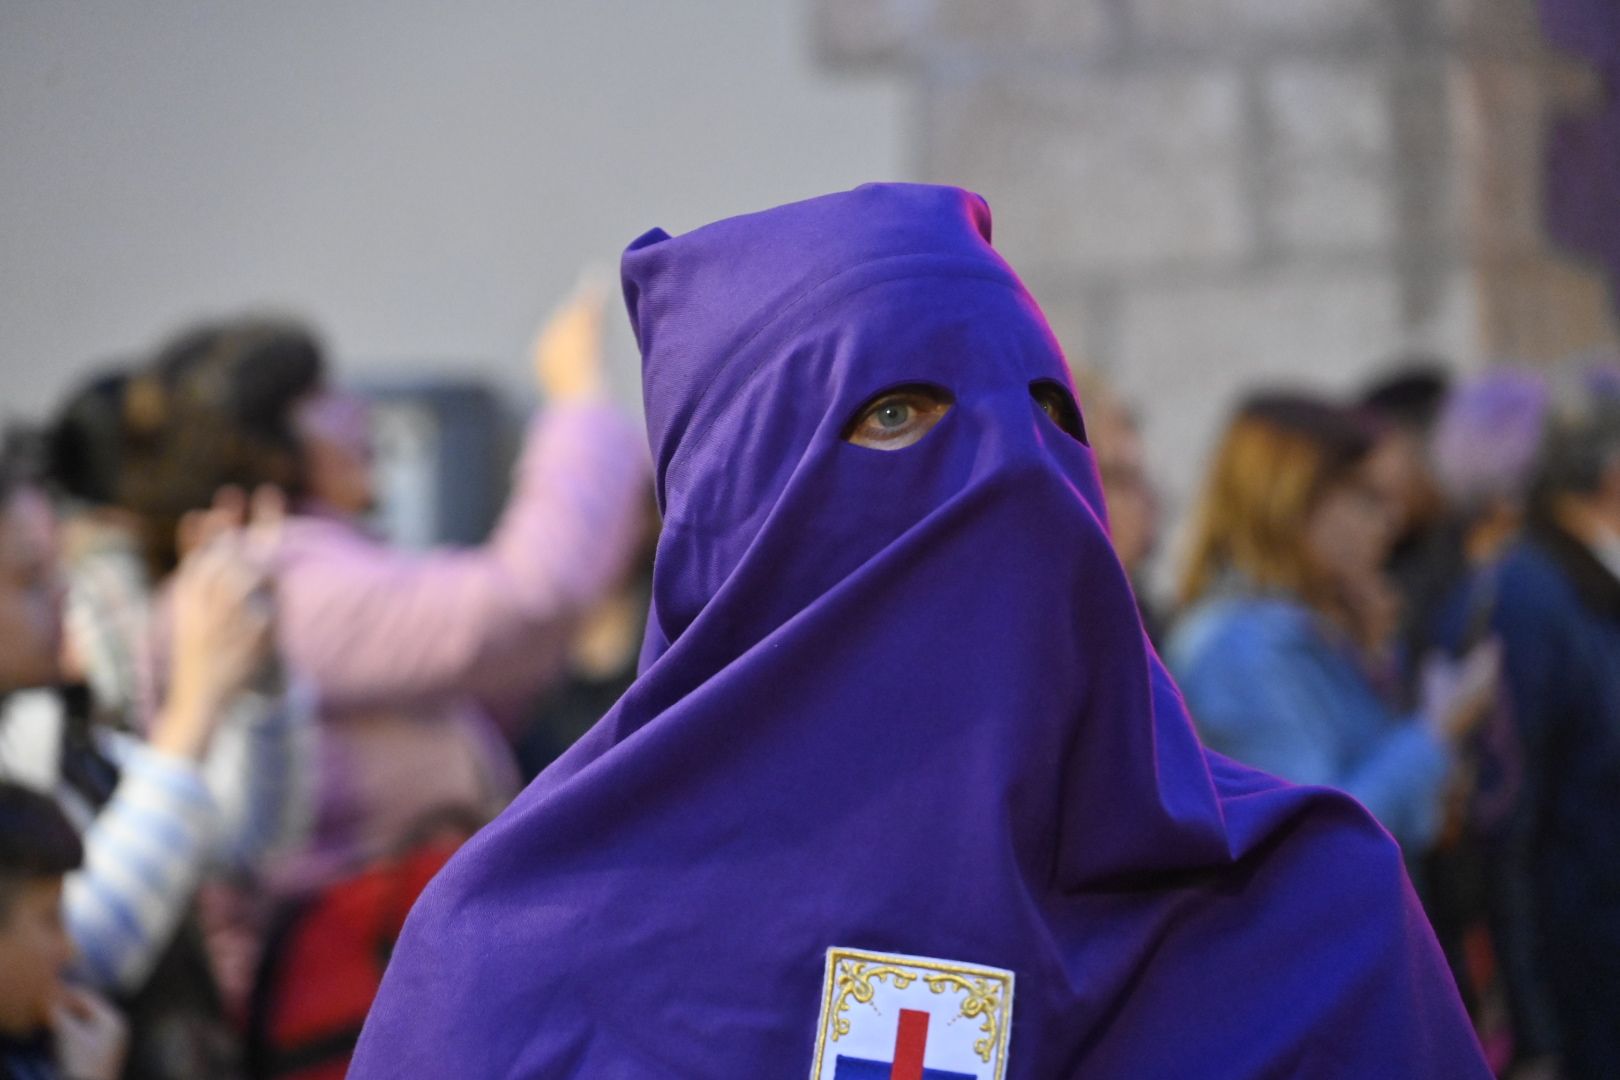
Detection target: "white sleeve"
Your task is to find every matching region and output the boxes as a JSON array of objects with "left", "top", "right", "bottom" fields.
[{"left": 201, "top": 680, "right": 318, "bottom": 873}]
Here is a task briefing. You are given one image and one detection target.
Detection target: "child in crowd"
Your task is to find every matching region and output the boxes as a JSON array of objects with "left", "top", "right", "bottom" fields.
[{"left": 0, "top": 781, "right": 126, "bottom": 1080}]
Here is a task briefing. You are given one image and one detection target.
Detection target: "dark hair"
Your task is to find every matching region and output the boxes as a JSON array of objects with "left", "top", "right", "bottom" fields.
[
  {"left": 0, "top": 427, "right": 47, "bottom": 509},
  {"left": 0, "top": 782, "right": 82, "bottom": 918},
  {"left": 44, "top": 369, "right": 132, "bottom": 506},
  {"left": 1534, "top": 398, "right": 1620, "bottom": 505},
  {"left": 150, "top": 318, "right": 324, "bottom": 446},
  {"left": 0, "top": 463, "right": 14, "bottom": 533},
  {"left": 1359, "top": 360, "right": 1451, "bottom": 433},
  {"left": 1239, "top": 391, "right": 1385, "bottom": 484},
  {"left": 122, "top": 316, "right": 327, "bottom": 575}
]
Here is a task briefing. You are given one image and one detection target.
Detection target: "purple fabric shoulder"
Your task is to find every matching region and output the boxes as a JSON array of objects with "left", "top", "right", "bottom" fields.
[{"left": 351, "top": 184, "right": 1486, "bottom": 1079}]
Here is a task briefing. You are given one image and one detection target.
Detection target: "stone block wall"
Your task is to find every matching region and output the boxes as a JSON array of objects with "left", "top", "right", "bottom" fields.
[{"left": 813, "top": 0, "right": 1620, "bottom": 583}]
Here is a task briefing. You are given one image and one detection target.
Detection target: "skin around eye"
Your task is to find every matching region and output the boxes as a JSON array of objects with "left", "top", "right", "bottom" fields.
[
  {"left": 1030, "top": 381, "right": 1088, "bottom": 444},
  {"left": 843, "top": 386, "right": 954, "bottom": 450}
]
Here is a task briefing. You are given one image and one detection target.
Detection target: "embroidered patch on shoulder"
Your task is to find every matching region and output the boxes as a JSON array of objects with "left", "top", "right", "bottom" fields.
[{"left": 808, "top": 947, "right": 1014, "bottom": 1080}]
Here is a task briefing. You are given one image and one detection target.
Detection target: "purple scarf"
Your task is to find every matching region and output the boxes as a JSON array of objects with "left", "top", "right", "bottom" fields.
[{"left": 350, "top": 184, "right": 1486, "bottom": 1078}]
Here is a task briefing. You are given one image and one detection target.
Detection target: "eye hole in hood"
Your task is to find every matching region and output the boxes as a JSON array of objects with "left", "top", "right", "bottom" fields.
[
  {"left": 841, "top": 383, "right": 955, "bottom": 451},
  {"left": 1031, "top": 379, "right": 1087, "bottom": 445}
]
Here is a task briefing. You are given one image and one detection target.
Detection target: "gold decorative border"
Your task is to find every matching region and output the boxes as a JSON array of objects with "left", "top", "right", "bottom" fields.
[{"left": 808, "top": 947, "right": 1015, "bottom": 1080}]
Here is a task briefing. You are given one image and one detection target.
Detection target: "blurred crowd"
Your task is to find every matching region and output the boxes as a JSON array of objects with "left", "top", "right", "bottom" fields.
[
  {"left": 0, "top": 277, "right": 1617, "bottom": 1079},
  {"left": 1147, "top": 360, "right": 1620, "bottom": 1080},
  {"left": 0, "top": 287, "right": 654, "bottom": 1080}
]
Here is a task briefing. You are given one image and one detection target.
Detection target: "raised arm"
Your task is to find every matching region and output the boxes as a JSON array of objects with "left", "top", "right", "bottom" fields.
[
  {"left": 274, "top": 402, "right": 647, "bottom": 712},
  {"left": 273, "top": 286, "right": 650, "bottom": 713}
]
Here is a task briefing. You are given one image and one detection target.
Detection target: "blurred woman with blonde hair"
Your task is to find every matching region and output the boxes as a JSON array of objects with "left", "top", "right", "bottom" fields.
[{"left": 1165, "top": 392, "right": 1499, "bottom": 853}]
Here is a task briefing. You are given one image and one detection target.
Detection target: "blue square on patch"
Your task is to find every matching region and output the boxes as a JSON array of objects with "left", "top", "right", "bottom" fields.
[{"left": 832, "top": 1057, "right": 976, "bottom": 1080}]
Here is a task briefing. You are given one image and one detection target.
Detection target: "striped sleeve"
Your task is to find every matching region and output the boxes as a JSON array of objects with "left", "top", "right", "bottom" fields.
[{"left": 63, "top": 737, "right": 217, "bottom": 991}]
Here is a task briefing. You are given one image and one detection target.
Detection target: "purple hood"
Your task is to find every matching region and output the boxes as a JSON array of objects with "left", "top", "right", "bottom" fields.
[{"left": 350, "top": 184, "right": 1485, "bottom": 1078}]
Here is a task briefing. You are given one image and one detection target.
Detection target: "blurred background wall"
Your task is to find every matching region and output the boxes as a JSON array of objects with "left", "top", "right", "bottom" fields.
[
  {"left": 5, "top": 0, "right": 1620, "bottom": 554},
  {"left": 817, "top": 0, "right": 1620, "bottom": 532},
  {"left": 0, "top": 1, "right": 905, "bottom": 417}
]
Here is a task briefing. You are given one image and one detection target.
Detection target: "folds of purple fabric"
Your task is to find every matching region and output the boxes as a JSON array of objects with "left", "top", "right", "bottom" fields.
[{"left": 349, "top": 184, "right": 1489, "bottom": 1078}]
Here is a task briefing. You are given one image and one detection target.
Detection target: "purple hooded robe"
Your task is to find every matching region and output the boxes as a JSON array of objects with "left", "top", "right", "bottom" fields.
[{"left": 348, "top": 184, "right": 1488, "bottom": 1078}]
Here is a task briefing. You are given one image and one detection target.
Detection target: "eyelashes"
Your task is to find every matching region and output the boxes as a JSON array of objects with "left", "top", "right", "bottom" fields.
[
  {"left": 842, "top": 384, "right": 955, "bottom": 451},
  {"left": 841, "top": 381, "right": 1089, "bottom": 451}
]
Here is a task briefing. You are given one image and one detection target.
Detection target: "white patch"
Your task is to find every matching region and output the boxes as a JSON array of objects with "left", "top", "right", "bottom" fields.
[{"left": 809, "top": 947, "right": 1015, "bottom": 1080}]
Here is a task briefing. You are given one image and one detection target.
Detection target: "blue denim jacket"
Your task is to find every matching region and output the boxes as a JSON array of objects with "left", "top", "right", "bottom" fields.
[{"left": 1165, "top": 593, "right": 1451, "bottom": 851}]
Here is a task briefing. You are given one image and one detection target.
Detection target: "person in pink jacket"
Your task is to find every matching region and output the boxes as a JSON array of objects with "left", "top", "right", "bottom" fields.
[{"left": 125, "top": 287, "right": 649, "bottom": 1007}]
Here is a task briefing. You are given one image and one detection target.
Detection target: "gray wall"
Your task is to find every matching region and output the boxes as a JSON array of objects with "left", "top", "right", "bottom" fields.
[
  {"left": 816, "top": 0, "right": 1620, "bottom": 594},
  {"left": 0, "top": 2, "right": 903, "bottom": 418}
]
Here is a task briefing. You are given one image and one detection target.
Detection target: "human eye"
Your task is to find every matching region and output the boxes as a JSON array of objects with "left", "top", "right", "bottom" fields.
[
  {"left": 1029, "top": 380, "right": 1088, "bottom": 444},
  {"left": 842, "top": 384, "right": 954, "bottom": 451}
]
